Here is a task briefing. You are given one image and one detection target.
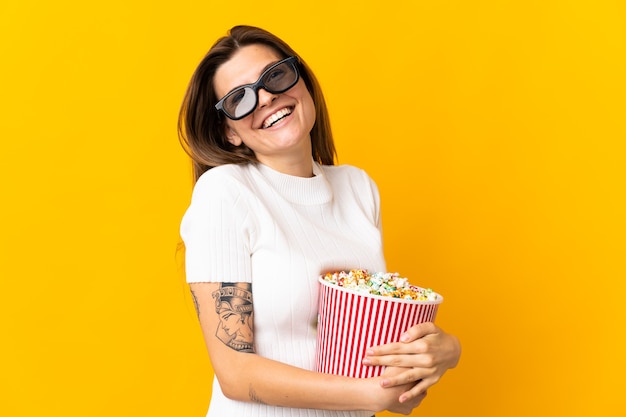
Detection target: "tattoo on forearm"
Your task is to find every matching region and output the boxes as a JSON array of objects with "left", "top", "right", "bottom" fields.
[
  {"left": 190, "top": 289, "right": 200, "bottom": 317},
  {"left": 249, "top": 384, "right": 266, "bottom": 404},
  {"left": 212, "top": 283, "right": 255, "bottom": 353}
]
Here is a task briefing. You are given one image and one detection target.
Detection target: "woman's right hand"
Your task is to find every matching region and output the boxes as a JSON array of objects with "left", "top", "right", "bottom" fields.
[{"left": 372, "top": 366, "right": 427, "bottom": 415}]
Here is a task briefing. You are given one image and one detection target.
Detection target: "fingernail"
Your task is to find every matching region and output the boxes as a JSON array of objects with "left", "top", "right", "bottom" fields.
[
  {"left": 365, "top": 348, "right": 374, "bottom": 355},
  {"left": 362, "top": 358, "right": 372, "bottom": 365},
  {"left": 400, "top": 333, "right": 409, "bottom": 342}
]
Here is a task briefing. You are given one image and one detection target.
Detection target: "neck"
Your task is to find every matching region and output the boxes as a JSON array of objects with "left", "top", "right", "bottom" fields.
[
  {"left": 255, "top": 142, "right": 314, "bottom": 177},
  {"left": 257, "top": 155, "right": 314, "bottom": 178}
]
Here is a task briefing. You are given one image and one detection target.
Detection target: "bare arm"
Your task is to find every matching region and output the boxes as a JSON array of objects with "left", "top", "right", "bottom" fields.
[{"left": 190, "top": 282, "right": 422, "bottom": 414}]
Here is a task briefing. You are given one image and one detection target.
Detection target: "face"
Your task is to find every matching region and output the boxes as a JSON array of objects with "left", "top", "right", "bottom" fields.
[
  {"left": 217, "top": 303, "right": 253, "bottom": 342},
  {"left": 214, "top": 44, "right": 316, "bottom": 170}
]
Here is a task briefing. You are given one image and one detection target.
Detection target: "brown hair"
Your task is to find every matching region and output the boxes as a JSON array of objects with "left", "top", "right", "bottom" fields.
[{"left": 178, "top": 25, "right": 337, "bottom": 183}]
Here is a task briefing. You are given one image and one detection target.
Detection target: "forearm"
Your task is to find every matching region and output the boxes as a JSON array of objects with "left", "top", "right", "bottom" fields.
[{"left": 218, "top": 352, "right": 379, "bottom": 411}]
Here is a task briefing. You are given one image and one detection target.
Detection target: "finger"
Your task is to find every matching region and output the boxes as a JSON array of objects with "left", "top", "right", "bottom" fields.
[
  {"left": 363, "top": 353, "right": 403, "bottom": 367},
  {"left": 380, "top": 367, "right": 430, "bottom": 388},
  {"left": 364, "top": 351, "right": 435, "bottom": 368},
  {"left": 365, "top": 342, "right": 406, "bottom": 357},
  {"left": 399, "top": 321, "right": 438, "bottom": 343},
  {"left": 366, "top": 322, "right": 438, "bottom": 355},
  {"left": 365, "top": 336, "right": 431, "bottom": 358},
  {"left": 399, "top": 385, "right": 428, "bottom": 404},
  {"left": 399, "top": 390, "right": 428, "bottom": 411},
  {"left": 398, "top": 377, "right": 439, "bottom": 403},
  {"left": 402, "top": 375, "right": 441, "bottom": 401}
]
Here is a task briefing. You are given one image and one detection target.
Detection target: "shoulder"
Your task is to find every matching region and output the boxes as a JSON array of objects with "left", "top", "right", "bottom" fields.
[
  {"left": 319, "top": 163, "right": 378, "bottom": 188},
  {"left": 320, "top": 163, "right": 371, "bottom": 180},
  {"left": 195, "top": 164, "right": 249, "bottom": 187},
  {"left": 191, "top": 164, "right": 254, "bottom": 202},
  {"left": 319, "top": 164, "right": 381, "bottom": 213},
  {"left": 182, "top": 164, "right": 258, "bottom": 228}
]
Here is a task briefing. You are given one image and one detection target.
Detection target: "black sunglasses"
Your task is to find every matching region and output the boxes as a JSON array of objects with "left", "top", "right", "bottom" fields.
[{"left": 215, "top": 56, "right": 300, "bottom": 120}]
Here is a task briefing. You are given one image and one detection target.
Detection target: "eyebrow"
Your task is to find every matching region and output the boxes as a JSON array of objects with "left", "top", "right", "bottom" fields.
[
  {"left": 224, "top": 58, "right": 284, "bottom": 95},
  {"left": 260, "top": 59, "right": 280, "bottom": 74}
]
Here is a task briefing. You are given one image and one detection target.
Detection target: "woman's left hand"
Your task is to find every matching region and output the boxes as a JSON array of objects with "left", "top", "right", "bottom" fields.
[{"left": 362, "top": 322, "right": 461, "bottom": 403}]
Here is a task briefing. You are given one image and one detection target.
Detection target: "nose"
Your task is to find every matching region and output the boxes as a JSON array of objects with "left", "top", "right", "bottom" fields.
[{"left": 257, "top": 88, "right": 277, "bottom": 108}]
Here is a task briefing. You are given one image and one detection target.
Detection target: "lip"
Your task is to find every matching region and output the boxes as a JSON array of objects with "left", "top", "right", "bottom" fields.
[{"left": 259, "top": 105, "right": 294, "bottom": 129}]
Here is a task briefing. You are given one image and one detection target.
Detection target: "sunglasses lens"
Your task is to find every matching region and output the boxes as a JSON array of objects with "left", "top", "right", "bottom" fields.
[
  {"left": 224, "top": 87, "right": 257, "bottom": 119},
  {"left": 263, "top": 61, "right": 298, "bottom": 94}
]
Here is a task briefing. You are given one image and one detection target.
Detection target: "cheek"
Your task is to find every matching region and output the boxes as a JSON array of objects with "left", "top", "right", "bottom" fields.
[
  {"left": 305, "top": 96, "right": 317, "bottom": 129},
  {"left": 225, "top": 121, "right": 247, "bottom": 146},
  {"left": 298, "top": 87, "right": 316, "bottom": 126}
]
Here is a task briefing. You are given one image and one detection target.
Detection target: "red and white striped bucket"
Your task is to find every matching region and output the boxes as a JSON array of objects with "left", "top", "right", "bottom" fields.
[{"left": 315, "top": 277, "right": 443, "bottom": 378}]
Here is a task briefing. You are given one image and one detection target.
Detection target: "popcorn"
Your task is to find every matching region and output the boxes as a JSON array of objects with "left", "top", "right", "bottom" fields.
[
  {"left": 316, "top": 269, "right": 443, "bottom": 378},
  {"left": 321, "top": 269, "right": 439, "bottom": 301}
]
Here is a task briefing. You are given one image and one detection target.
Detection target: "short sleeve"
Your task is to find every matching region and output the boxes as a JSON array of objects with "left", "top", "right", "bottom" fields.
[
  {"left": 351, "top": 166, "right": 383, "bottom": 233},
  {"left": 366, "top": 173, "right": 382, "bottom": 232},
  {"left": 180, "top": 169, "right": 253, "bottom": 283}
]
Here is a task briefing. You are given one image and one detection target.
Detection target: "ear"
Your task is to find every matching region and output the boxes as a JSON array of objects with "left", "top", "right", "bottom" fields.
[{"left": 225, "top": 126, "right": 243, "bottom": 147}]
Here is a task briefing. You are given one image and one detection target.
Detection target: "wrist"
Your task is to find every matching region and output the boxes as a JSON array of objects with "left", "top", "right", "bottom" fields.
[{"left": 358, "top": 376, "right": 385, "bottom": 413}]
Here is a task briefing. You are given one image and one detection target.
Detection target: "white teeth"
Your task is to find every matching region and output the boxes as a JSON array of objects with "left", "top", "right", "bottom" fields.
[{"left": 262, "top": 108, "right": 292, "bottom": 128}]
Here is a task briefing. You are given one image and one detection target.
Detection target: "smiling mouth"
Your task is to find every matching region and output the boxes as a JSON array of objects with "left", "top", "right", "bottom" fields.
[{"left": 262, "top": 107, "right": 293, "bottom": 129}]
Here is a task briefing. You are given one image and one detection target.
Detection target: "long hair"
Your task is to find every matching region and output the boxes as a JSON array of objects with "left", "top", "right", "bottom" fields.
[{"left": 178, "top": 25, "right": 336, "bottom": 183}]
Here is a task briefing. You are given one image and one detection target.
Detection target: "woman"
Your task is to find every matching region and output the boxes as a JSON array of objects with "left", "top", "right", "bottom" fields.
[{"left": 178, "top": 25, "right": 461, "bottom": 416}]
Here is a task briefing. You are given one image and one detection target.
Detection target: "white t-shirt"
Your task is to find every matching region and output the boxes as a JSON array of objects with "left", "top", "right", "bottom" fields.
[{"left": 180, "top": 161, "right": 386, "bottom": 417}]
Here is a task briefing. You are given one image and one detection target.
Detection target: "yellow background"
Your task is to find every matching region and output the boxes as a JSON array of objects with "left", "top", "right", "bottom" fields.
[{"left": 1, "top": 1, "right": 625, "bottom": 416}]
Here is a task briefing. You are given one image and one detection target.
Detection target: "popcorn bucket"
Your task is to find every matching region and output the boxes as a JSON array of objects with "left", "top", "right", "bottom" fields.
[{"left": 315, "top": 277, "right": 443, "bottom": 378}]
